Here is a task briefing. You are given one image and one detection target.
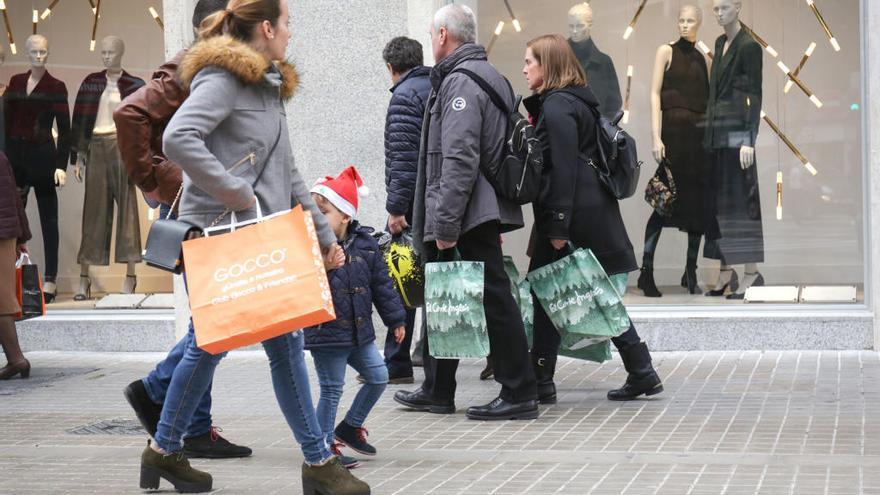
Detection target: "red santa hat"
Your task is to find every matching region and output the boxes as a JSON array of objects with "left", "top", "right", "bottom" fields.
[{"left": 310, "top": 166, "right": 370, "bottom": 218}]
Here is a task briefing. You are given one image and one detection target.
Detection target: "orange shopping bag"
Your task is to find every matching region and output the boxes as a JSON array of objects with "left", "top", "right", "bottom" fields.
[{"left": 182, "top": 205, "right": 335, "bottom": 354}]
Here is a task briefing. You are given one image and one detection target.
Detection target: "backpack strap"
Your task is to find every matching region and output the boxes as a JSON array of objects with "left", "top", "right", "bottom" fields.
[{"left": 451, "top": 67, "right": 513, "bottom": 115}]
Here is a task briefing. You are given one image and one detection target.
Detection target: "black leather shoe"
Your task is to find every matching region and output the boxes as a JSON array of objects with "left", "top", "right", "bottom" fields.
[
  {"left": 124, "top": 380, "right": 162, "bottom": 438},
  {"left": 394, "top": 389, "right": 455, "bottom": 414},
  {"left": 607, "top": 342, "right": 664, "bottom": 401},
  {"left": 183, "top": 427, "right": 252, "bottom": 459},
  {"left": 466, "top": 397, "right": 539, "bottom": 421}
]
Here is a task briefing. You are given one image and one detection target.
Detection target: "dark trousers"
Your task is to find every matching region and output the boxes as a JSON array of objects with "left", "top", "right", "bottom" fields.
[
  {"left": 19, "top": 184, "right": 59, "bottom": 280},
  {"left": 529, "top": 235, "right": 641, "bottom": 359},
  {"left": 384, "top": 307, "right": 416, "bottom": 378},
  {"left": 421, "top": 221, "right": 537, "bottom": 403}
]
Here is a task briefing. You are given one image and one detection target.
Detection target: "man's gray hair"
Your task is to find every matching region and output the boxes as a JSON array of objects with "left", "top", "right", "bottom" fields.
[{"left": 433, "top": 5, "right": 477, "bottom": 44}]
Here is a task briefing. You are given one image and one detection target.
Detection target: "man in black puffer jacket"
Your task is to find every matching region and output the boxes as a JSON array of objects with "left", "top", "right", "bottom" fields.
[{"left": 381, "top": 37, "right": 431, "bottom": 383}]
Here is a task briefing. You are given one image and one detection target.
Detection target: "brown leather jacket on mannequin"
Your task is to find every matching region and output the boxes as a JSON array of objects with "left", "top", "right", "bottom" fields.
[{"left": 113, "top": 50, "right": 186, "bottom": 206}]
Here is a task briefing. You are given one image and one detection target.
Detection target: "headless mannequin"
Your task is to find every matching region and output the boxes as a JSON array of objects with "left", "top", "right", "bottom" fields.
[
  {"left": 73, "top": 36, "right": 137, "bottom": 298},
  {"left": 710, "top": 0, "right": 761, "bottom": 297},
  {"left": 638, "top": 5, "right": 709, "bottom": 297}
]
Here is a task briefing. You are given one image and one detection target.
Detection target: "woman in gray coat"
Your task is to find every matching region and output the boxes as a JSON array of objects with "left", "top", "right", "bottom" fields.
[{"left": 137, "top": 2, "right": 368, "bottom": 495}]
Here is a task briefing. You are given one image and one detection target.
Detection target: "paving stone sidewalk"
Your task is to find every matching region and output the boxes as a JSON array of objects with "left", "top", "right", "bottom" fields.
[{"left": 2, "top": 350, "right": 880, "bottom": 494}]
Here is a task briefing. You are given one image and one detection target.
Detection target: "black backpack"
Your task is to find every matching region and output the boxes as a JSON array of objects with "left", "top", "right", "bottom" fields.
[
  {"left": 563, "top": 90, "right": 642, "bottom": 200},
  {"left": 452, "top": 68, "right": 543, "bottom": 205}
]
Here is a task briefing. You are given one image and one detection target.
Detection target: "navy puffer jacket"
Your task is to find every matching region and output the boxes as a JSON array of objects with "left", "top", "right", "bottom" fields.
[
  {"left": 304, "top": 223, "right": 407, "bottom": 349},
  {"left": 385, "top": 66, "right": 432, "bottom": 217}
]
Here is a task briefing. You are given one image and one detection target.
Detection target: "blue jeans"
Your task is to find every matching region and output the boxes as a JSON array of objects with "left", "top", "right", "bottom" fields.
[
  {"left": 154, "top": 322, "right": 331, "bottom": 465},
  {"left": 311, "top": 343, "right": 388, "bottom": 448},
  {"left": 142, "top": 331, "right": 213, "bottom": 438}
]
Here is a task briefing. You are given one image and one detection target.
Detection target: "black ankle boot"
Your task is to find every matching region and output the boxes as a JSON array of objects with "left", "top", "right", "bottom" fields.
[
  {"left": 680, "top": 267, "right": 702, "bottom": 295},
  {"left": 531, "top": 352, "right": 557, "bottom": 405},
  {"left": 637, "top": 267, "right": 662, "bottom": 297},
  {"left": 140, "top": 443, "right": 213, "bottom": 493},
  {"left": 607, "top": 342, "right": 664, "bottom": 401}
]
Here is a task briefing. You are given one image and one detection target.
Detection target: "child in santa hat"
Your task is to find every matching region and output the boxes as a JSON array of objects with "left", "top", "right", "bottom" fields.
[{"left": 304, "top": 166, "right": 407, "bottom": 469}]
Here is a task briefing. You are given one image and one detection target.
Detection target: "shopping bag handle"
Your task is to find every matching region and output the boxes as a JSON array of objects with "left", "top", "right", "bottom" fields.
[
  {"left": 203, "top": 200, "right": 290, "bottom": 237},
  {"left": 436, "top": 248, "right": 461, "bottom": 263},
  {"left": 15, "top": 253, "right": 30, "bottom": 268}
]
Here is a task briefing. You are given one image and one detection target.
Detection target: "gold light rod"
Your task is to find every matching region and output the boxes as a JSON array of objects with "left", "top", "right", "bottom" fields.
[
  {"left": 761, "top": 111, "right": 817, "bottom": 176},
  {"left": 622, "top": 65, "right": 633, "bottom": 124},
  {"left": 41, "top": 0, "right": 61, "bottom": 20},
  {"left": 0, "top": 2, "right": 16, "bottom": 55},
  {"left": 148, "top": 7, "right": 164, "bottom": 29},
  {"left": 805, "top": 0, "right": 840, "bottom": 52},
  {"left": 32, "top": 10, "right": 38, "bottom": 35},
  {"left": 776, "top": 171, "right": 783, "bottom": 220},
  {"left": 502, "top": 0, "right": 521, "bottom": 32},
  {"left": 623, "top": 0, "right": 647, "bottom": 40},
  {"left": 784, "top": 42, "right": 817, "bottom": 94},
  {"left": 740, "top": 21, "right": 778, "bottom": 58},
  {"left": 486, "top": 21, "right": 504, "bottom": 56},
  {"left": 776, "top": 60, "right": 822, "bottom": 108},
  {"left": 89, "top": 0, "right": 101, "bottom": 51}
]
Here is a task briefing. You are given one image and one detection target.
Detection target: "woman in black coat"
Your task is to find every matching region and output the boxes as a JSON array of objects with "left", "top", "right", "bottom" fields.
[{"left": 522, "top": 34, "right": 663, "bottom": 403}]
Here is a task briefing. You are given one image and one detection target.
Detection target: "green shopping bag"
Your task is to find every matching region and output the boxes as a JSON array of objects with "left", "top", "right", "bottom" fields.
[
  {"left": 556, "top": 273, "right": 627, "bottom": 363},
  {"left": 425, "top": 253, "right": 489, "bottom": 359},
  {"left": 504, "top": 257, "right": 534, "bottom": 349},
  {"left": 527, "top": 248, "right": 630, "bottom": 339}
]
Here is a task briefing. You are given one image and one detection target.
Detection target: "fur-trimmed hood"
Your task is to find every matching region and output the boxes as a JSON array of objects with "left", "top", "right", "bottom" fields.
[{"left": 179, "top": 35, "right": 300, "bottom": 100}]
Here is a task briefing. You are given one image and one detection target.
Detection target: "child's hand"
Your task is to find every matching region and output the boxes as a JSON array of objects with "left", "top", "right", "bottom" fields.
[
  {"left": 323, "top": 244, "right": 345, "bottom": 271},
  {"left": 393, "top": 326, "right": 406, "bottom": 344}
]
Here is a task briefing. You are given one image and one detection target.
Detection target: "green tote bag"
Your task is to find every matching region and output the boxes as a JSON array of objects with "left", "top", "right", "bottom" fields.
[
  {"left": 504, "top": 257, "right": 534, "bottom": 349},
  {"left": 425, "top": 253, "right": 490, "bottom": 359}
]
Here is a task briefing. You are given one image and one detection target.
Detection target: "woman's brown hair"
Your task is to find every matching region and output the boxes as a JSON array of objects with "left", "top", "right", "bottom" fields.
[
  {"left": 199, "top": 0, "right": 281, "bottom": 41},
  {"left": 527, "top": 34, "right": 587, "bottom": 93}
]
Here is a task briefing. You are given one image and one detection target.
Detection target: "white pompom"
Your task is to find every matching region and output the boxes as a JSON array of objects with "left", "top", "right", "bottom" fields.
[{"left": 358, "top": 185, "right": 371, "bottom": 197}]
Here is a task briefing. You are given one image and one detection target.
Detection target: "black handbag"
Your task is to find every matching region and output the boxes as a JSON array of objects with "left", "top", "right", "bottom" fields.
[{"left": 143, "top": 128, "right": 283, "bottom": 274}]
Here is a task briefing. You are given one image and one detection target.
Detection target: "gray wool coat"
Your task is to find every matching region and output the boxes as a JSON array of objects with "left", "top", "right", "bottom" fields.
[
  {"left": 412, "top": 43, "right": 524, "bottom": 248},
  {"left": 162, "top": 36, "right": 335, "bottom": 249}
]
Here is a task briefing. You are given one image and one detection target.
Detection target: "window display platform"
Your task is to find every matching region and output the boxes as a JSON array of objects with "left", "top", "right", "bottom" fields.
[{"left": 47, "top": 293, "right": 174, "bottom": 310}]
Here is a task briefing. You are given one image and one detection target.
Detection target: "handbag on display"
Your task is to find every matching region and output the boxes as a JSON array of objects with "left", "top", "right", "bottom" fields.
[
  {"left": 14, "top": 254, "right": 46, "bottom": 321},
  {"left": 644, "top": 159, "right": 677, "bottom": 218},
  {"left": 143, "top": 128, "right": 282, "bottom": 274}
]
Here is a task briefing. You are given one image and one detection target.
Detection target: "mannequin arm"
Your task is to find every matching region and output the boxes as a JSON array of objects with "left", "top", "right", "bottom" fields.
[
  {"left": 54, "top": 169, "right": 67, "bottom": 187},
  {"left": 650, "top": 45, "right": 672, "bottom": 164},
  {"left": 52, "top": 81, "right": 72, "bottom": 173},
  {"left": 74, "top": 152, "right": 87, "bottom": 182}
]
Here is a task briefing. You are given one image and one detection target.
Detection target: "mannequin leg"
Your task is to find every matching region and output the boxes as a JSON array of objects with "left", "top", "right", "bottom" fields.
[
  {"left": 730, "top": 263, "right": 764, "bottom": 298},
  {"left": 706, "top": 263, "right": 739, "bottom": 297},
  {"left": 33, "top": 183, "right": 59, "bottom": 301},
  {"left": 638, "top": 212, "right": 664, "bottom": 297},
  {"left": 75, "top": 264, "right": 92, "bottom": 301},
  {"left": 123, "top": 262, "right": 138, "bottom": 294}
]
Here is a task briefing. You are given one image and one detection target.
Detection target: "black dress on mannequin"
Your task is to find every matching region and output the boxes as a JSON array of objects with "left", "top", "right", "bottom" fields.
[
  {"left": 639, "top": 38, "right": 709, "bottom": 297},
  {"left": 4, "top": 71, "right": 71, "bottom": 283}
]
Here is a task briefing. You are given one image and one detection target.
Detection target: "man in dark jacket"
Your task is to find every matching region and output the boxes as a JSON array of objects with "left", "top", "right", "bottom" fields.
[
  {"left": 114, "top": 0, "right": 251, "bottom": 460},
  {"left": 381, "top": 36, "right": 431, "bottom": 384},
  {"left": 395, "top": 4, "right": 538, "bottom": 421}
]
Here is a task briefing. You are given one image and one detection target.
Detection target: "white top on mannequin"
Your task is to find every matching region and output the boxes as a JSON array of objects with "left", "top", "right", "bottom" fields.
[
  {"left": 712, "top": 0, "right": 753, "bottom": 169},
  {"left": 650, "top": 5, "right": 709, "bottom": 164},
  {"left": 76, "top": 36, "right": 126, "bottom": 178},
  {"left": 568, "top": 3, "right": 593, "bottom": 43}
]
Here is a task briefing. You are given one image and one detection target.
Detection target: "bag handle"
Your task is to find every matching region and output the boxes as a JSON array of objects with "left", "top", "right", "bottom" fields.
[
  {"left": 452, "top": 68, "right": 514, "bottom": 115},
  {"left": 16, "top": 253, "right": 30, "bottom": 268}
]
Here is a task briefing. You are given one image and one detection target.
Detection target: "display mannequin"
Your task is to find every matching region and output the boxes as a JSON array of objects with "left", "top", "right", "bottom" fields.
[
  {"left": 5, "top": 35, "right": 71, "bottom": 303},
  {"left": 0, "top": 44, "right": 7, "bottom": 153},
  {"left": 703, "top": 0, "right": 765, "bottom": 300},
  {"left": 567, "top": 2, "right": 622, "bottom": 120},
  {"left": 638, "top": 5, "right": 710, "bottom": 298},
  {"left": 70, "top": 36, "right": 145, "bottom": 299}
]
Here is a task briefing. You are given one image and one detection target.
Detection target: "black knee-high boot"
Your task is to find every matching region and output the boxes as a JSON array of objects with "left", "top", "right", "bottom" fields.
[
  {"left": 680, "top": 233, "right": 703, "bottom": 295},
  {"left": 531, "top": 352, "right": 557, "bottom": 404},
  {"left": 638, "top": 213, "right": 664, "bottom": 298}
]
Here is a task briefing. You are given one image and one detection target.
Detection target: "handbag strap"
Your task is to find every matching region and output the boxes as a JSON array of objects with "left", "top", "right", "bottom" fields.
[{"left": 165, "top": 124, "right": 285, "bottom": 227}]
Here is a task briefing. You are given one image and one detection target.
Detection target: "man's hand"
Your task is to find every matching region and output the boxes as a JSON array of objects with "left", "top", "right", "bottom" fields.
[
  {"left": 551, "top": 239, "right": 568, "bottom": 251},
  {"left": 393, "top": 326, "right": 406, "bottom": 344},
  {"left": 740, "top": 146, "right": 756, "bottom": 170},
  {"left": 323, "top": 243, "right": 345, "bottom": 271},
  {"left": 54, "top": 169, "right": 67, "bottom": 188},
  {"left": 387, "top": 214, "right": 408, "bottom": 235},
  {"left": 436, "top": 240, "right": 457, "bottom": 251}
]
